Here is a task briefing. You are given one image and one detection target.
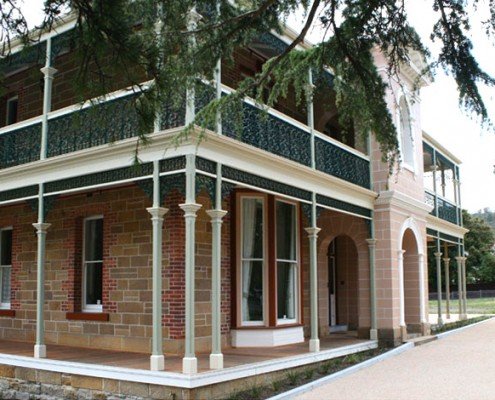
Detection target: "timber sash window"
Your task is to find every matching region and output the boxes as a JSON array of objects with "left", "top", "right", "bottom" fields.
[
  {"left": 237, "top": 193, "right": 301, "bottom": 328},
  {"left": 276, "top": 201, "right": 298, "bottom": 323},
  {"left": 399, "top": 96, "right": 415, "bottom": 169},
  {"left": 83, "top": 216, "right": 103, "bottom": 312},
  {"left": 240, "top": 197, "right": 265, "bottom": 325},
  {"left": 0, "top": 228, "right": 12, "bottom": 309}
]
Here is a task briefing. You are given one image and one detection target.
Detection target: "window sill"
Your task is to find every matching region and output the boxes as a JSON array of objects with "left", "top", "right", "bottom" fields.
[
  {"left": 66, "top": 312, "right": 109, "bottom": 322},
  {"left": 0, "top": 310, "right": 15, "bottom": 317},
  {"left": 234, "top": 323, "right": 303, "bottom": 330}
]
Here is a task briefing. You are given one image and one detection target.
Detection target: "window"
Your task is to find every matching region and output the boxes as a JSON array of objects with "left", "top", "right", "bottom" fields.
[
  {"left": 0, "top": 228, "right": 13, "bottom": 309},
  {"left": 240, "top": 197, "right": 265, "bottom": 325},
  {"left": 276, "top": 201, "right": 298, "bottom": 323},
  {"left": 237, "top": 194, "right": 300, "bottom": 327},
  {"left": 398, "top": 96, "right": 415, "bottom": 168},
  {"left": 6, "top": 96, "right": 18, "bottom": 125},
  {"left": 83, "top": 217, "right": 103, "bottom": 312}
]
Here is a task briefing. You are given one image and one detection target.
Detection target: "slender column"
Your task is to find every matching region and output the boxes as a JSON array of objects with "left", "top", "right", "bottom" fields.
[
  {"left": 418, "top": 253, "right": 427, "bottom": 324},
  {"left": 443, "top": 257, "right": 451, "bottom": 319},
  {"left": 455, "top": 256, "right": 464, "bottom": 319},
  {"left": 305, "top": 193, "right": 320, "bottom": 352},
  {"left": 398, "top": 250, "right": 406, "bottom": 328},
  {"left": 180, "top": 154, "right": 201, "bottom": 374},
  {"left": 434, "top": 249, "right": 444, "bottom": 326},
  {"left": 40, "top": 37, "right": 57, "bottom": 160},
  {"left": 185, "top": 8, "right": 200, "bottom": 125},
  {"left": 366, "top": 238, "right": 378, "bottom": 340},
  {"left": 307, "top": 68, "right": 316, "bottom": 170},
  {"left": 461, "top": 256, "right": 468, "bottom": 319},
  {"left": 34, "top": 184, "right": 51, "bottom": 358},
  {"left": 148, "top": 160, "right": 168, "bottom": 371},
  {"left": 208, "top": 162, "right": 227, "bottom": 369}
]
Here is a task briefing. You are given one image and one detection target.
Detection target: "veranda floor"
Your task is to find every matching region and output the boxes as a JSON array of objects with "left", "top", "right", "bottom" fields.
[{"left": 0, "top": 332, "right": 364, "bottom": 373}]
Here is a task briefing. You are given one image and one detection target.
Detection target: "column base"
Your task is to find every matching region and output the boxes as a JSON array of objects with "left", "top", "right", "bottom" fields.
[
  {"left": 459, "top": 313, "right": 468, "bottom": 321},
  {"left": 150, "top": 355, "right": 165, "bottom": 371},
  {"left": 34, "top": 344, "right": 46, "bottom": 358},
  {"left": 369, "top": 328, "right": 378, "bottom": 341},
  {"left": 437, "top": 316, "right": 444, "bottom": 326},
  {"left": 182, "top": 357, "right": 198, "bottom": 374},
  {"left": 400, "top": 325, "right": 408, "bottom": 342},
  {"left": 209, "top": 353, "right": 224, "bottom": 370},
  {"left": 309, "top": 338, "right": 320, "bottom": 352}
]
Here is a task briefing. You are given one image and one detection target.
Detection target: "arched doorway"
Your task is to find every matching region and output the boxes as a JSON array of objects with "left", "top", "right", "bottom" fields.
[{"left": 327, "top": 235, "right": 359, "bottom": 332}]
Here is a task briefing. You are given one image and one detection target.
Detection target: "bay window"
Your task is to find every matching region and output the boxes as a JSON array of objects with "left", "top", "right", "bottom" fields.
[
  {"left": 237, "top": 193, "right": 300, "bottom": 328},
  {"left": 0, "top": 228, "right": 12, "bottom": 309},
  {"left": 83, "top": 216, "right": 103, "bottom": 312}
]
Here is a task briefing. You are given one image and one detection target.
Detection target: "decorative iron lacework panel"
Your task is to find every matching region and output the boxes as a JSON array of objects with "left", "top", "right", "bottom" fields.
[
  {"left": 426, "top": 228, "right": 438, "bottom": 238},
  {"left": 45, "top": 163, "right": 153, "bottom": 193},
  {"left": 425, "top": 191, "right": 435, "bottom": 213},
  {"left": 315, "top": 137, "right": 370, "bottom": 188},
  {"left": 27, "top": 195, "right": 57, "bottom": 217},
  {"left": 51, "top": 29, "right": 74, "bottom": 62},
  {"left": 161, "top": 173, "right": 185, "bottom": 198},
  {"left": 437, "top": 198, "right": 458, "bottom": 225},
  {"left": 300, "top": 203, "right": 323, "bottom": 222},
  {"left": 316, "top": 194, "right": 371, "bottom": 218},
  {"left": 0, "top": 185, "right": 38, "bottom": 202},
  {"left": 196, "top": 157, "right": 216, "bottom": 174},
  {"left": 160, "top": 156, "right": 186, "bottom": 172},
  {"left": 47, "top": 93, "right": 140, "bottom": 157},
  {"left": 160, "top": 93, "right": 186, "bottom": 130},
  {"left": 223, "top": 102, "right": 312, "bottom": 167},
  {"left": 0, "top": 123, "right": 41, "bottom": 169},
  {"left": 223, "top": 166, "right": 311, "bottom": 201},
  {"left": 196, "top": 174, "right": 216, "bottom": 201},
  {"left": 0, "top": 42, "right": 46, "bottom": 75},
  {"left": 440, "top": 232, "right": 461, "bottom": 244}
]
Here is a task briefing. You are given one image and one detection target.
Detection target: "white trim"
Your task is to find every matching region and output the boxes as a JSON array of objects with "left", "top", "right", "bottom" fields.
[
  {"left": 82, "top": 216, "right": 104, "bottom": 313},
  {"left": 0, "top": 340, "right": 377, "bottom": 389},
  {"left": 426, "top": 214, "right": 468, "bottom": 239},
  {"left": 423, "top": 131, "right": 462, "bottom": 165},
  {"left": 231, "top": 327, "right": 304, "bottom": 347}
]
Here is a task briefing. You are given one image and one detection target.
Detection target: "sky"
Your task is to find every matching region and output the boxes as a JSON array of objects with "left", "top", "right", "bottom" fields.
[{"left": 19, "top": 1, "right": 495, "bottom": 213}]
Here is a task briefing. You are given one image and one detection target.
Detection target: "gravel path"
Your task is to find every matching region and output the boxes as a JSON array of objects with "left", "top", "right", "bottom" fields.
[{"left": 297, "top": 318, "right": 495, "bottom": 400}]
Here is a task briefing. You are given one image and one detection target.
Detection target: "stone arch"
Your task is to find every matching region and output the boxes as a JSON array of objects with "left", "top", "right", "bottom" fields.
[{"left": 313, "top": 210, "right": 370, "bottom": 338}]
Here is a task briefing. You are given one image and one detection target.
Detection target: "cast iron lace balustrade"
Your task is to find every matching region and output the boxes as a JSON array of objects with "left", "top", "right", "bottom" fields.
[
  {"left": 437, "top": 197, "right": 458, "bottom": 225},
  {"left": 0, "top": 123, "right": 41, "bottom": 169}
]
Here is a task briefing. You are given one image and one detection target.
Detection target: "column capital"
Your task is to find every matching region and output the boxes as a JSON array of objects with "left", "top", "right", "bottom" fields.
[
  {"left": 397, "top": 249, "right": 406, "bottom": 258},
  {"left": 180, "top": 203, "right": 202, "bottom": 216},
  {"left": 304, "top": 227, "right": 321, "bottom": 237},
  {"left": 455, "top": 256, "right": 463, "bottom": 263},
  {"left": 40, "top": 66, "right": 57, "bottom": 77},
  {"left": 366, "top": 238, "right": 377, "bottom": 247},
  {"left": 32, "top": 222, "right": 51, "bottom": 233},
  {"left": 443, "top": 257, "right": 450, "bottom": 263},
  {"left": 147, "top": 207, "right": 169, "bottom": 219},
  {"left": 206, "top": 209, "right": 228, "bottom": 221},
  {"left": 434, "top": 251, "right": 443, "bottom": 258}
]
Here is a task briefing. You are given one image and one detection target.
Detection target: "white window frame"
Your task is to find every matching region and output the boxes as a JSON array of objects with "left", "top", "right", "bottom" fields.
[
  {"left": 238, "top": 195, "right": 268, "bottom": 327},
  {"left": 397, "top": 94, "right": 416, "bottom": 173},
  {"left": 5, "top": 96, "right": 18, "bottom": 126},
  {"left": 82, "top": 215, "right": 104, "bottom": 313},
  {"left": 0, "top": 227, "right": 13, "bottom": 310},
  {"left": 275, "top": 199, "right": 300, "bottom": 325}
]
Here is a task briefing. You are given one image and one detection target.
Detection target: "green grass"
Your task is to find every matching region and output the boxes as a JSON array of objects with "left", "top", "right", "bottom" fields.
[{"left": 429, "top": 297, "right": 495, "bottom": 315}]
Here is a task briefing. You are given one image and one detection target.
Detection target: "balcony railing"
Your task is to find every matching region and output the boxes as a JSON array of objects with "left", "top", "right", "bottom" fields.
[
  {"left": 0, "top": 83, "right": 370, "bottom": 189},
  {"left": 425, "top": 190, "right": 459, "bottom": 225}
]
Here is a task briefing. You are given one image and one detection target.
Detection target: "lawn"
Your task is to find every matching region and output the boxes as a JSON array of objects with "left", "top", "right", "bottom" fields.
[{"left": 429, "top": 297, "right": 495, "bottom": 315}]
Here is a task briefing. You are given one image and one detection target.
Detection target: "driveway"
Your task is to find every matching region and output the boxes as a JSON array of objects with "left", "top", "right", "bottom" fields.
[{"left": 297, "top": 318, "right": 495, "bottom": 400}]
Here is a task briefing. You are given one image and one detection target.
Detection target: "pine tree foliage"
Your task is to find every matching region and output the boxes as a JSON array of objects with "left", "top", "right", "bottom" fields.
[{"left": 1, "top": 0, "right": 494, "bottom": 167}]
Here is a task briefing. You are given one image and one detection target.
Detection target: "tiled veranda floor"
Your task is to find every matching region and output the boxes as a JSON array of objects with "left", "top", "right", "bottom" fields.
[{"left": 0, "top": 332, "right": 365, "bottom": 373}]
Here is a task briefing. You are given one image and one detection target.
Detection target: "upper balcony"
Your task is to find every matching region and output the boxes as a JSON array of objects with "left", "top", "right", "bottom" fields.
[
  {"left": 0, "top": 29, "right": 371, "bottom": 190},
  {"left": 423, "top": 132, "right": 462, "bottom": 226}
]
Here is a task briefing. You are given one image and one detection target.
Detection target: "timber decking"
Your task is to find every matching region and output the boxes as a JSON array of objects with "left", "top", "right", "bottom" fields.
[{"left": 0, "top": 333, "right": 363, "bottom": 373}]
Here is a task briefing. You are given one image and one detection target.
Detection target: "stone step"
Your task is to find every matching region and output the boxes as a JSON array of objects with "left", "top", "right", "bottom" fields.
[{"left": 406, "top": 335, "right": 437, "bottom": 347}]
